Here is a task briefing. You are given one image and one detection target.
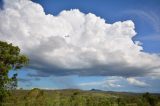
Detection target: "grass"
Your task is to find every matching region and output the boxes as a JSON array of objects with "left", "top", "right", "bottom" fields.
[{"left": 1, "top": 88, "right": 160, "bottom": 106}]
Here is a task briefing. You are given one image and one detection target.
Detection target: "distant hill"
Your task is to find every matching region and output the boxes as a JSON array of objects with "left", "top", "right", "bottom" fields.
[{"left": 90, "top": 88, "right": 104, "bottom": 92}]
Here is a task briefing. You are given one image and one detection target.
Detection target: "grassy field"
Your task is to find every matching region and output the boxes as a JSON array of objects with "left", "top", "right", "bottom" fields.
[{"left": 1, "top": 88, "right": 160, "bottom": 106}]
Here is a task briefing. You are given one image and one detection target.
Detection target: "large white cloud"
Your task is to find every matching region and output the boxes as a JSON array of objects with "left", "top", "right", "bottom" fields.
[{"left": 0, "top": 0, "right": 160, "bottom": 77}]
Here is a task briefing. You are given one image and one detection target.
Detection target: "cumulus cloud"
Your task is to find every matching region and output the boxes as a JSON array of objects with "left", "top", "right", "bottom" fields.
[
  {"left": 0, "top": 0, "right": 160, "bottom": 77},
  {"left": 79, "top": 77, "right": 122, "bottom": 88},
  {"left": 127, "top": 77, "right": 149, "bottom": 87},
  {"left": 79, "top": 77, "right": 150, "bottom": 90}
]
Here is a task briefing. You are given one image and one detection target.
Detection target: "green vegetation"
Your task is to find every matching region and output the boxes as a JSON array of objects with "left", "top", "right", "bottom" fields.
[
  {"left": 0, "top": 41, "right": 29, "bottom": 104},
  {"left": 1, "top": 89, "right": 160, "bottom": 106}
]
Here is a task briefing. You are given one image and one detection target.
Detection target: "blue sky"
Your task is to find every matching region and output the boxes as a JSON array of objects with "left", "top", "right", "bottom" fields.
[{"left": 0, "top": 0, "right": 160, "bottom": 92}]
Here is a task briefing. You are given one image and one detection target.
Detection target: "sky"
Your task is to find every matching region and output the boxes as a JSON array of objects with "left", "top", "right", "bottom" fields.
[{"left": 0, "top": 0, "right": 160, "bottom": 92}]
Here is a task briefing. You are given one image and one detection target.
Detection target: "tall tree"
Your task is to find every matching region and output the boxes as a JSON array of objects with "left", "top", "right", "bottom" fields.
[{"left": 0, "top": 41, "right": 29, "bottom": 103}]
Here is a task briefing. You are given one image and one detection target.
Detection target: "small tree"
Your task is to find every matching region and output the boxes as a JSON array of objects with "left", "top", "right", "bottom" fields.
[
  {"left": 143, "top": 92, "right": 158, "bottom": 106},
  {"left": 0, "top": 41, "right": 29, "bottom": 103}
]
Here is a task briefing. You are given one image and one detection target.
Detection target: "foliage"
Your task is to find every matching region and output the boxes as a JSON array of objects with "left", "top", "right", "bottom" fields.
[
  {"left": 142, "top": 92, "right": 159, "bottom": 106},
  {"left": 1, "top": 89, "right": 160, "bottom": 106},
  {"left": 0, "top": 41, "right": 29, "bottom": 103}
]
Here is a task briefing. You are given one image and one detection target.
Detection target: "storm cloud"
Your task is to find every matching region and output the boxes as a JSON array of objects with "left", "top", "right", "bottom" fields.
[{"left": 0, "top": 0, "right": 160, "bottom": 77}]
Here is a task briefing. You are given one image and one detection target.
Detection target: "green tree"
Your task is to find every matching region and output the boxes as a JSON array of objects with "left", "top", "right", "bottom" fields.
[
  {"left": 0, "top": 41, "right": 29, "bottom": 103},
  {"left": 143, "top": 92, "right": 158, "bottom": 106}
]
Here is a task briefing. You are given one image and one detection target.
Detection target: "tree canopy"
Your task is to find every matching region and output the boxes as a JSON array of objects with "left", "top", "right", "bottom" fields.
[{"left": 0, "top": 41, "right": 29, "bottom": 102}]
